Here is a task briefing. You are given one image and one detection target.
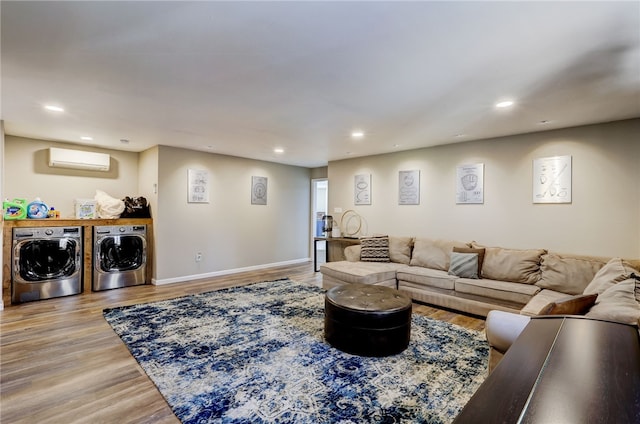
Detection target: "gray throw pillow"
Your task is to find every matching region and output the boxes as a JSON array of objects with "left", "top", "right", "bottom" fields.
[{"left": 448, "top": 252, "right": 479, "bottom": 279}]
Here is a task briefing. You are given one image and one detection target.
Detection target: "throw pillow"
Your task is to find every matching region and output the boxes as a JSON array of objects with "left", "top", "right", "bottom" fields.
[
  {"left": 586, "top": 277, "right": 640, "bottom": 326},
  {"left": 538, "top": 293, "right": 598, "bottom": 315},
  {"left": 583, "top": 258, "right": 638, "bottom": 296},
  {"left": 453, "top": 247, "right": 485, "bottom": 277},
  {"left": 359, "top": 235, "right": 390, "bottom": 262},
  {"left": 448, "top": 252, "right": 479, "bottom": 279}
]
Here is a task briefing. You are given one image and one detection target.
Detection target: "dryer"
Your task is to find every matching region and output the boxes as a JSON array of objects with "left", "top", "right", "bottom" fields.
[
  {"left": 12, "top": 226, "right": 83, "bottom": 304},
  {"left": 93, "top": 225, "right": 147, "bottom": 291}
]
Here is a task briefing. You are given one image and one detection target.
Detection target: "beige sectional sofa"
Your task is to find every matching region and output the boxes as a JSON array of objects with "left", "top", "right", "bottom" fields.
[{"left": 319, "top": 236, "right": 640, "bottom": 320}]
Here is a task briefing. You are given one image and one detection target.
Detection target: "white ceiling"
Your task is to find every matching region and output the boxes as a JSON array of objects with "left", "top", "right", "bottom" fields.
[{"left": 2, "top": 1, "right": 639, "bottom": 168}]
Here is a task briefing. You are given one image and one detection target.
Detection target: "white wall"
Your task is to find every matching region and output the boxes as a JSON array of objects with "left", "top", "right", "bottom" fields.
[
  {"left": 153, "top": 145, "right": 311, "bottom": 283},
  {"left": 4, "top": 136, "right": 140, "bottom": 217},
  {"left": 328, "top": 119, "right": 640, "bottom": 258}
]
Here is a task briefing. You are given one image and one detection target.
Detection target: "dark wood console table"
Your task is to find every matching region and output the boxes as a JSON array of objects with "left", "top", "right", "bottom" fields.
[
  {"left": 454, "top": 316, "right": 640, "bottom": 423},
  {"left": 313, "top": 237, "right": 359, "bottom": 272}
]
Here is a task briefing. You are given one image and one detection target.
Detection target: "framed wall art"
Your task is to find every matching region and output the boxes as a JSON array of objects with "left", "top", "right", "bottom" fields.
[
  {"left": 456, "top": 163, "right": 484, "bottom": 204},
  {"left": 354, "top": 174, "right": 371, "bottom": 205},
  {"left": 533, "top": 155, "right": 571, "bottom": 203},
  {"left": 187, "top": 168, "right": 209, "bottom": 203},
  {"left": 398, "top": 170, "right": 420, "bottom": 205},
  {"left": 251, "top": 176, "right": 268, "bottom": 205}
]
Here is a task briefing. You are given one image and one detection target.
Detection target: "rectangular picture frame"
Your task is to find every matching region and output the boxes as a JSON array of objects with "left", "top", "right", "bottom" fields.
[
  {"left": 251, "top": 176, "right": 268, "bottom": 205},
  {"left": 354, "top": 174, "right": 371, "bottom": 205},
  {"left": 533, "top": 155, "right": 572, "bottom": 204},
  {"left": 187, "top": 168, "right": 209, "bottom": 203},
  {"left": 456, "top": 163, "right": 484, "bottom": 204},
  {"left": 398, "top": 170, "right": 420, "bottom": 205}
]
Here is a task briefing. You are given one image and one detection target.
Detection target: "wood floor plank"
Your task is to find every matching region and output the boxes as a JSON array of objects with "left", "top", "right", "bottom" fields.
[{"left": 1, "top": 261, "right": 485, "bottom": 423}]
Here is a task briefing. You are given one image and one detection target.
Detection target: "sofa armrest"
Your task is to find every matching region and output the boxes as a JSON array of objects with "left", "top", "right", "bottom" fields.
[
  {"left": 485, "top": 310, "right": 531, "bottom": 354},
  {"left": 344, "top": 245, "right": 361, "bottom": 262}
]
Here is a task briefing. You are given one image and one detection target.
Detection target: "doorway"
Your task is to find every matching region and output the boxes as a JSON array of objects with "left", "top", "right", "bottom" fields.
[{"left": 312, "top": 179, "right": 328, "bottom": 266}]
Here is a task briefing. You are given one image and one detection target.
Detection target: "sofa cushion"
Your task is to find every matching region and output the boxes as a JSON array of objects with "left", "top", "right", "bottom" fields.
[
  {"left": 448, "top": 252, "right": 479, "bottom": 279},
  {"left": 474, "top": 244, "right": 546, "bottom": 284},
  {"left": 320, "top": 261, "right": 404, "bottom": 285},
  {"left": 389, "top": 236, "right": 413, "bottom": 264},
  {"left": 396, "top": 266, "right": 457, "bottom": 290},
  {"left": 453, "top": 246, "right": 485, "bottom": 276},
  {"left": 359, "top": 235, "right": 390, "bottom": 262},
  {"left": 410, "top": 238, "right": 469, "bottom": 271},
  {"left": 521, "top": 289, "right": 571, "bottom": 316},
  {"left": 583, "top": 258, "right": 638, "bottom": 295},
  {"left": 586, "top": 277, "right": 640, "bottom": 325},
  {"left": 454, "top": 278, "right": 541, "bottom": 305},
  {"left": 536, "top": 252, "right": 609, "bottom": 295},
  {"left": 539, "top": 293, "right": 598, "bottom": 315}
]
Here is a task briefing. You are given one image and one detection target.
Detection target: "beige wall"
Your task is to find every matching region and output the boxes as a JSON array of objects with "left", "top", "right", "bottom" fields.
[
  {"left": 328, "top": 119, "right": 640, "bottom": 258},
  {"left": 0, "top": 122, "right": 4, "bottom": 309},
  {"left": 2, "top": 139, "right": 312, "bottom": 285},
  {"left": 4, "top": 136, "right": 140, "bottom": 217},
  {"left": 154, "top": 146, "right": 311, "bottom": 283}
]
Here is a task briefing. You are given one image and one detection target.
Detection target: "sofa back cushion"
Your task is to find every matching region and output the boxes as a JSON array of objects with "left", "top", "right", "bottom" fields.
[
  {"left": 410, "top": 238, "right": 468, "bottom": 271},
  {"left": 537, "top": 252, "right": 610, "bottom": 295},
  {"left": 586, "top": 277, "right": 640, "bottom": 325},
  {"left": 583, "top": 257, "right": 639, "bottom": 295},
  {"left": 474, "top": 244, "right": 546, "bottom": 284},
  {"left": 389, "top": 236, "right": 413, "bottom": 264}
]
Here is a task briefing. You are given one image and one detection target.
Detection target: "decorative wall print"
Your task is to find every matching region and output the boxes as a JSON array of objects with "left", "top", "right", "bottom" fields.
[
  {"left": 187, "top": 169, "right": 209, "bottom": 203},
  {"left": 354, "top": 174, "right": 371, "bottom": 205},
  {"left": 456, "top": 163, "right": 484, "bottom": 204},
  {"left": 251, "top": 176, "right": 268, "bottom": 205},
  {"left": 533, "top": 155, "right": 572, "bottom": 203},
  {"left": 398, "top": 170, "right": 420, "bottom": 205}
]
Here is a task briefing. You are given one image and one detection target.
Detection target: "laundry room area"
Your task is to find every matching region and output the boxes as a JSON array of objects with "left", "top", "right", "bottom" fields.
[{"left": 2, "top": 217, "right": 153, "bottom": 306}]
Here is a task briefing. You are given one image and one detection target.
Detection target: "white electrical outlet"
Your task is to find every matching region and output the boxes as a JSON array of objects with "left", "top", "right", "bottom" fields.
[{"left": 195, "top": 252, "right": 203, "bottom": 262}]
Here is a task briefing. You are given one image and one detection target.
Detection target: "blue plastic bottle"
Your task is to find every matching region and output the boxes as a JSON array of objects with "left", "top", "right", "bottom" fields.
[{"left": 27, "top": 198, "right": 49, "bottom": 219}]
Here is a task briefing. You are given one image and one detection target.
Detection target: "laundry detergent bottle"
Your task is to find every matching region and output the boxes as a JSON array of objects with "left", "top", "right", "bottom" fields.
[
  {"left": 26, "top": 198, "right": 49, "bottom": 219},
  {"left": 3, "top": 198, "right": 27, "bottom": 220}
]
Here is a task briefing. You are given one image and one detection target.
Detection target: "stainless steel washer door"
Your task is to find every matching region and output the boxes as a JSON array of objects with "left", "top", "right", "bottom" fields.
[
  {"left": 93, "top": 233, "right": 147, "bottom": 291},
  {"left": 12, "top": 230, "right": 82, "bottom": 304}
]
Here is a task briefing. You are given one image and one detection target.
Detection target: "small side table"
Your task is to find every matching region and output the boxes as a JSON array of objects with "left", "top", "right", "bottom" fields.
[{"left": 313, "top": 236, "right": 360, "bottom": 272}]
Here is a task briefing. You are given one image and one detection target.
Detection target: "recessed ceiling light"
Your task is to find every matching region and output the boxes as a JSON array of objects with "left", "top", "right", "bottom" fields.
[
  {"left": 454, "top": 134, "right": 465, "bottom": 138},
  {"left": 274, "top": 148, "right": 284, "bottom": 154},
  {"left": 80, "top": 136, "right": 93, "bottom": 141},
  {"left": 44, "top": 105, "right": 64, "bottom": 112},
  {"left": 495, "top": 100, "right": 514, "bottom": 108},
  {"left": 351, "top": 131, "right": 365, "bottom": 139}
]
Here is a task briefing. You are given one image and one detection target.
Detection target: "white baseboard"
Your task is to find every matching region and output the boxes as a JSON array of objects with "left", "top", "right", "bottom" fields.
[{"left": 151, "top": 257, "right": 311, "bottom": 286}]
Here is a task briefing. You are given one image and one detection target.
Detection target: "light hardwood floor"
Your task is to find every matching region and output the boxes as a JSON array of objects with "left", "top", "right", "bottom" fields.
[{"left": 0, "top": 262, "right": 485, "bottom": 424}]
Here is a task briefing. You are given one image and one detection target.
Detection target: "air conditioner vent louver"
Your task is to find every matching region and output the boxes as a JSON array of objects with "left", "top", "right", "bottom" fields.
[{"left": 48, "top": 147, "right": 110, "bottom": 171}]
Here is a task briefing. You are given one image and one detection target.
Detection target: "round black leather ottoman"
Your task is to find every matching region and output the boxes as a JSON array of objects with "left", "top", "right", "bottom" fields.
[{"left": 324, "top": 284, "right": 412, "bottom": 357}]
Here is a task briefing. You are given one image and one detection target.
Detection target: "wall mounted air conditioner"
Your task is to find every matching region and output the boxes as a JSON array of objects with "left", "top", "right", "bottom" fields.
[{"left": 48, "top": 147, "right": 110, "bottom": 171}]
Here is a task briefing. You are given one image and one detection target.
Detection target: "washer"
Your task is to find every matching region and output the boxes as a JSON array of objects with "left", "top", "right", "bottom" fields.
[
  {"left": 12, "top": 226, "right": 83, "bottom": 304},
  {"left": 93, "top": 225, "right": 147, "bottom": 291}
]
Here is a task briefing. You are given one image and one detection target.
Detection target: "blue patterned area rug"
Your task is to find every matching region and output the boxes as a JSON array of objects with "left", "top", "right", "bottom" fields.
[{"left": 103, "top": 279, "right": 488, "bottom": 424}]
